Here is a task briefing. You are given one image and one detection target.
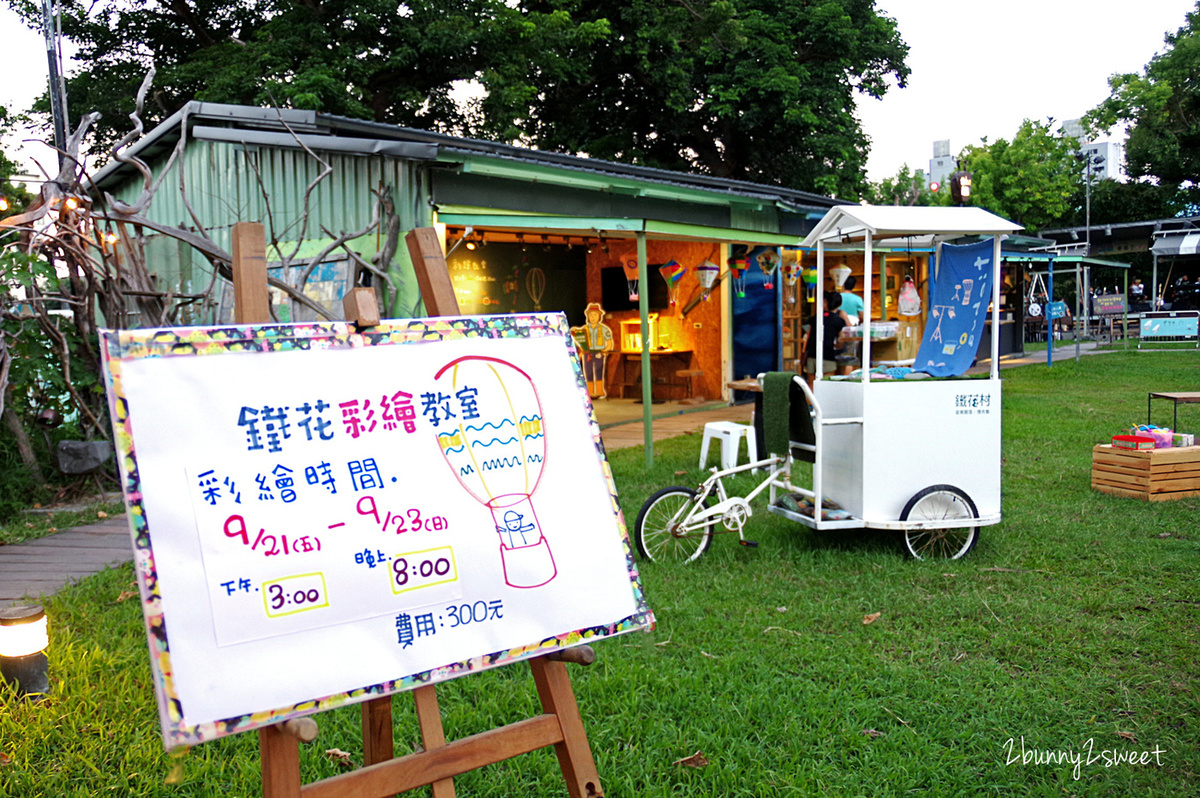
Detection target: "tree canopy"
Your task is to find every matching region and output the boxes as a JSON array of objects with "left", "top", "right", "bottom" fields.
[
  {"left": 6, "top": 0, "right": 609, "bottom": 153},
  {"left": 520, "top": 0, "right": 909, "bottom": 197},
  {"left": 863, "top": 164, "right": 938, "bottom": 206},
  {"left": 5, "top": 0, "right": 908, "bottom": 196},
  {"left": 1090, "top": 2, "right": 1200, "bottom": 201},
  {"left": 956, "top": 120, "right": 1079, "bottom": 233}
]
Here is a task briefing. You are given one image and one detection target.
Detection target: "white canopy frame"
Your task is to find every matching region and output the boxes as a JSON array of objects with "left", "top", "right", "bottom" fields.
[
  {"left": 802, "top": 206, "right": 1023, "bottom": 381},
  {"left": 787, "top": 205, "right": 1023, "bottom": 533}
]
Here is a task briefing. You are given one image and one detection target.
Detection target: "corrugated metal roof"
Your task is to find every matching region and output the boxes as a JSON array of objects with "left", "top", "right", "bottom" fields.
[{"left": 91, "top": 102, "right": 839, "bottom": 214}]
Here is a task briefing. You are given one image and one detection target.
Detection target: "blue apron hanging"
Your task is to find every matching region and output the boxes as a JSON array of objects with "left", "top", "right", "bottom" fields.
[{"left": 914, "top": 240, "right": 994, "bottom": 377}]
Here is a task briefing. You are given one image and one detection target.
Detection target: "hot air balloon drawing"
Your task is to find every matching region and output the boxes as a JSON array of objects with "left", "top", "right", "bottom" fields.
[
  {"left": 433, "top": 356, "right": 556, "bottom": 588},
  {"left": 525, "top": 268, "right": 546, "bottom": 311}
]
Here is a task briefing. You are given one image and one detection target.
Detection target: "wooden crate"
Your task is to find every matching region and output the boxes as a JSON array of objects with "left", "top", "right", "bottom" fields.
[{"left": 1091, "top": 444, "right": 1200, "bottom": 501}]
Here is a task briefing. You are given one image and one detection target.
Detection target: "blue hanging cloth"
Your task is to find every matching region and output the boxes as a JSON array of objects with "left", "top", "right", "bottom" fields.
[{"left": 914, "top": 239, "right": 994, "bottom": 377}]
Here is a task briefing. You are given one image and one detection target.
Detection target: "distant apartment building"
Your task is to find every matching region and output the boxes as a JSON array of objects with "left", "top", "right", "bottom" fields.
[
  {"left": 1061, "top": 118, "right": 1125, "bottom": 181},
  {"left": 928, "top": 139, "right": 955, "bottom": 187},
  {"left": 925, "top": 122, "right": 1124, "bottom": 187}
]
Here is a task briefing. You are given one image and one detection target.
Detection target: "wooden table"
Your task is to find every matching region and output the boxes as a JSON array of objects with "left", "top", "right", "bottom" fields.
[
  {"left": 1147, "top": 392, "right": 1200, "bottom": 431},
  {"left": 727, "top": 378, "right": 762, "bottom": 393},
  {"left": 613, "top": 349, "right": 693, "bottom": 400}
]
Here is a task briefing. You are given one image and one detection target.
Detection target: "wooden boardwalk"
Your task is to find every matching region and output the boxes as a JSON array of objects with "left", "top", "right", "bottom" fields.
[
  {"left": 594, "top": 401, "right": 753, "bottom": 450},
  {"left": 0, "top": 515, "right": 134, "bottom": 607}
]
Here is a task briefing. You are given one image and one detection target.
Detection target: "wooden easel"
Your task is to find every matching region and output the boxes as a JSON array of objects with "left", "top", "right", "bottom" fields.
[{"left": 229, "top": 223, "right": 604, "bottom": 797}]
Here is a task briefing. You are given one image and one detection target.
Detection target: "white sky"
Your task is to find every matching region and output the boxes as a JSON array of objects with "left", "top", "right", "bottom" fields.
[
  {"left": 1, "top": 5, "right": 65, "bottom": 177},
  {"left": 3, "top": 1, "right": 1198, "bottom": 183},
  {"left": 858, "top": 0, "right": 1198, "bottom": 180}
]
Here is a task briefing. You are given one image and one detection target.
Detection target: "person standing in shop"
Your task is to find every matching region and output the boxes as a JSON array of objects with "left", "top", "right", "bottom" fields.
[
  {"left": 840, "top": 275, "right": 865, "bottom": 326},
  {"left": 805, "top": 292, "right": 848, "bottom": 388}
]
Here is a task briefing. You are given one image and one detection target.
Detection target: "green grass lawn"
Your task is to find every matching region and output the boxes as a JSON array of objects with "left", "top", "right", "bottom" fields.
[
  {"left": 0, "top": 499, "right": 126, "bottom": 546},
  {"left": 2, "top": 351, "right": 1198, "bottom": 796}
]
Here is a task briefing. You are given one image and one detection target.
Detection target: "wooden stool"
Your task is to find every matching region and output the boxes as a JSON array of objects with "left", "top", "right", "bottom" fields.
[{"left": 676, "top": 369, "right": 705, "bottom": 404}]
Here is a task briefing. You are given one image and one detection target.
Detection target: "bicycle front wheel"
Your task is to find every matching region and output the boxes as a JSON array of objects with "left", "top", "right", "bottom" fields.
[{"left": 634, "top": 487, "right": 712, "bottom": 563}]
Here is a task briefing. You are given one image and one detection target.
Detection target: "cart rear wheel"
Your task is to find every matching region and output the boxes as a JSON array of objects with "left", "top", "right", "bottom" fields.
[
  {"left": 635, "top": 487, "right": 712, "bottom": 563},
  {"left": 899, "top": 485, "right": 980, "bottom": 560}
]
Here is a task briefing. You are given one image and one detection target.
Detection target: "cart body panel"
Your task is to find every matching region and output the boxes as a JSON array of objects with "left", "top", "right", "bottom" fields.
[{"left": 815, "top": 376, "right": 1001, "bottom": 525}]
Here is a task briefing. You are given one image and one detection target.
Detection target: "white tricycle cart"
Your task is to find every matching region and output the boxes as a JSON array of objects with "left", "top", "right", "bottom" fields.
[{"left": 635, "top": 205, "right": 1022, "bottom": 561}]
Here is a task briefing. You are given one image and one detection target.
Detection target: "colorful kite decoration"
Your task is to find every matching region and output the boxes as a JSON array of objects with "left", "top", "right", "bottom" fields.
[
  {"left": 658, "top": 260, "right": 687, "bottom": 307},
  {"left": 728, "top": 257, "right": 749, "bottom": 298},
  {"left": 696, "top": 260, "right": 720, "bottom": 300},
  {"left": 781, "top": 255, "right": 801, "bottom": 287},
  {"left": 756, "top": 249, "right": 780, "bottom": 290},
  {"left": 803, "top": 266, "right": 819, "bottom": 302}
]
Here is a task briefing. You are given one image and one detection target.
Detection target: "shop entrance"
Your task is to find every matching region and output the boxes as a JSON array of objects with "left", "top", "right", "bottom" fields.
[{"left": 730, "top": 245, "right": 781, "bottom": 400}]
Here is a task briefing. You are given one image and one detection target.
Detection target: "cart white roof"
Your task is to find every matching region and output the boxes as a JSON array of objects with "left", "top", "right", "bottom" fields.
[{"left": 801, "top": 205, "right": 1022, "bottom": 247}]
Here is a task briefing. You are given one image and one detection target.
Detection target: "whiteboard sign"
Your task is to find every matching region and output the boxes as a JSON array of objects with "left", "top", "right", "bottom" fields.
[{"left": 100, "top": 313, "right": 654, "bottom": 749}]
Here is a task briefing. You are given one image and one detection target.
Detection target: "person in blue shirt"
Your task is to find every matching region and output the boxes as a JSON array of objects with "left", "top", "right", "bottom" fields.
[{"left": 840, "top": 275, "right": 865, "bottom": 325}]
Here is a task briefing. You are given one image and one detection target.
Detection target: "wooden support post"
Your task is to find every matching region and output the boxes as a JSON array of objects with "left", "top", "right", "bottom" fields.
[
  {"left": 361, "top": 697, "right": 394, "bottom": 768},
  {"left": 343, "top": 286, "right": 381, "bottom": 328},
  {"left": 232, "top": 222, "right": 270, "bottom": 324},
  {"left": 530, "top": 654, "right": 603, "bottom": 798},
  {"left": 405, "top": 228, "right": 459, "bottom": 316},
  {"left": 232, "top": 220, "right": 327, "bottom": 798},
  {"left": 260, "top": 724, "right": 302, "bottom": 798},
  {"left": 413, "top": 685, "right": 456, "bottom": 798}
]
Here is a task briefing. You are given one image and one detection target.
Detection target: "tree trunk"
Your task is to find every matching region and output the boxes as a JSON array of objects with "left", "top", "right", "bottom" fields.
[{"left": 2, "top": 397, "right": 46, "bottom": 486}]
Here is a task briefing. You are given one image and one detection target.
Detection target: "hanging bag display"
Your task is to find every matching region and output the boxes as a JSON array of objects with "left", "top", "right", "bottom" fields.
[{"left": 898, "top": 275, "right": 922, "bottom": 316}]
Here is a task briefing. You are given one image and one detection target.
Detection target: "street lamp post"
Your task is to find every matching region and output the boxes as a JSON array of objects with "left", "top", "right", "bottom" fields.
[
  {"left": 1077, "top": 148, "right": 1105, "bottom": 341},
  {"left": 1078, "top": 150, "right": 1106, "bottom": 255},
  {"left": 41, "top": 0, "right": 69, "bottom": 170},
  {"left": 950, "top": 167, "right": 972, "bottom": 206}
]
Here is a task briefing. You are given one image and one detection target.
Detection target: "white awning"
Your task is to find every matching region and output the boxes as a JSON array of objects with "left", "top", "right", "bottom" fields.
[
  {"left": 801, "top": 205, "right": 1021, "bottom": 247},
  {"left": 1150, "top": 231, "right": 1200, "bottom": 256}
]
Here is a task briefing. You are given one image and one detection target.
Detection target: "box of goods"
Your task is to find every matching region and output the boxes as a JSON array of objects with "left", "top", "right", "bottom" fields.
[
  {"left": 870, "top": 321, "right": 900, "bottom": 339},
  {"left": 1091, "top": 444, "right": 1200, "bottom": 501},
  {"left": 1112, "top": 435, "right": 1155, "bottom": 450},
  {"left": 1149, "top": 428, "right": 1174, "bottom": 448}
]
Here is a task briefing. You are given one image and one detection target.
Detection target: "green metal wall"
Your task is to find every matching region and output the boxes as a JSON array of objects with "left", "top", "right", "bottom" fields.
[{"left": 107, "top": 138, "right": 432, "bottom": 321}]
